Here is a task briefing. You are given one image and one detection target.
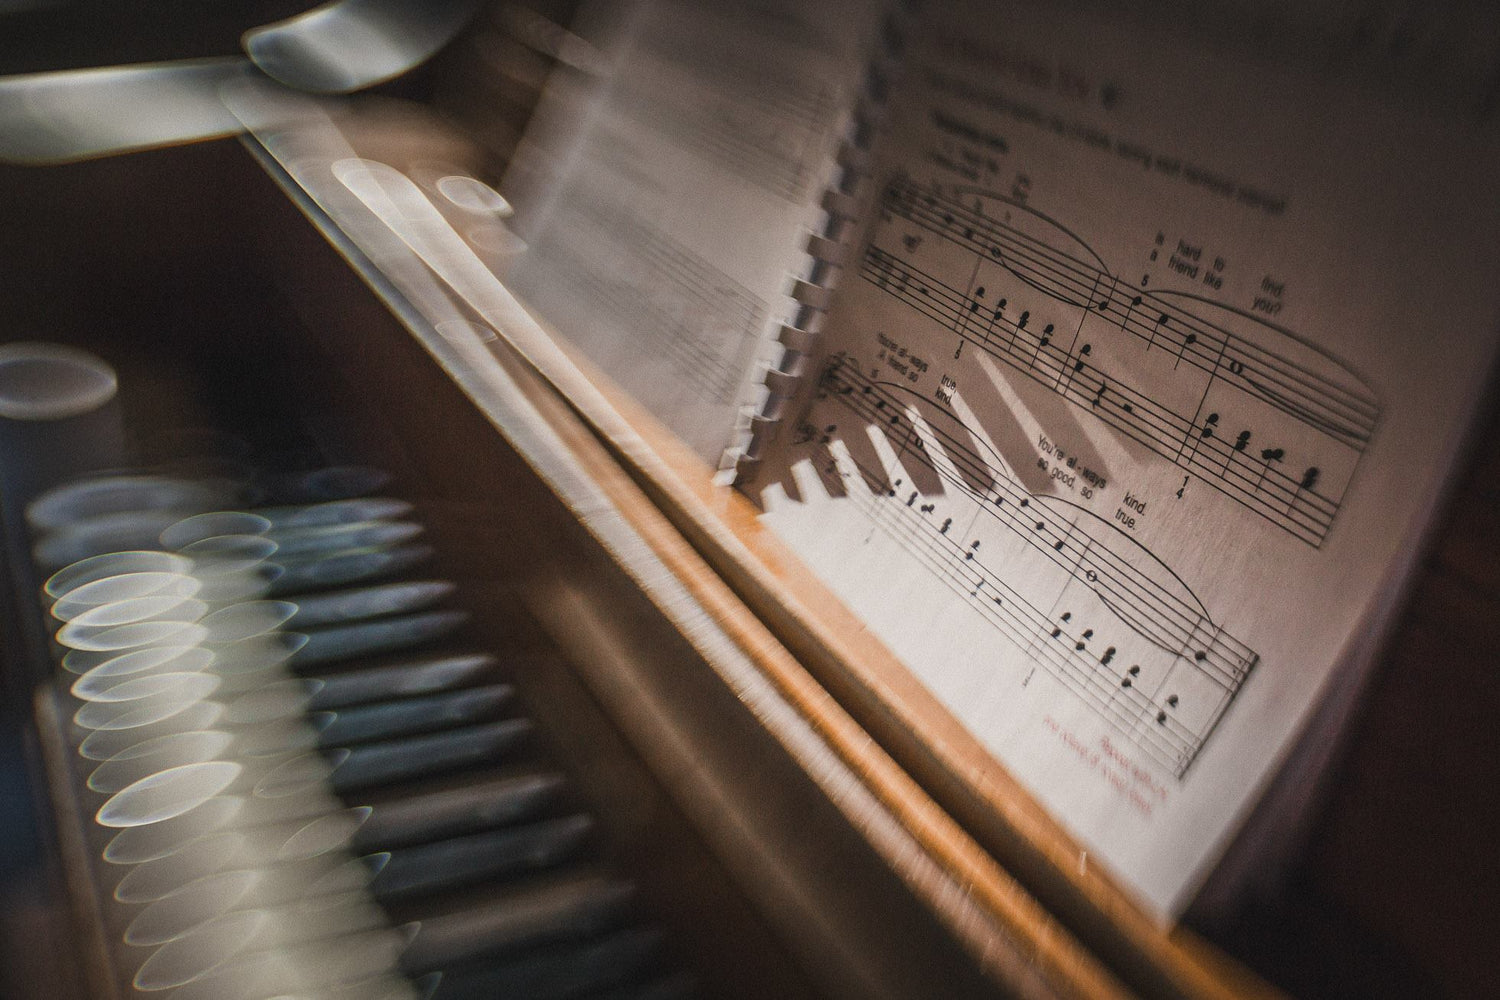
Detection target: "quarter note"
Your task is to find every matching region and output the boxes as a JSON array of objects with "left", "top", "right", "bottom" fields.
[
  {"left": 1032, "top": 323, "right": 1054, "bottom": 370},
  {"left": 1063, "top": 344, "right": 1092, "bottom": 392},
  {"left": 1288, "top": 466, "right": 1321, "bottom": 514},
  {"left": 1173, "top": 324, "right": 1197, "bottom": 369},
  {"left": 1222, "top": 428, "right": 1250, "bottom": 474},
  {"left": 1122, "top": 294, "right": 1142, "bottom": 338},
  {"left": 1012, "top": 309, "right": 1030, "bottom": 350},
  {"left": 1186, "top": 412, "right": 1218, "bottom": 463},
  {"left": 1254, "top": 447, "right": 1284, "bottom": 493}
]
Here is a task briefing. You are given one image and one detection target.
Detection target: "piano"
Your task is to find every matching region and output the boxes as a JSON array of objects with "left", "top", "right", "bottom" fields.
[{"left": 1, "top": 4, "right": 1496, "bottom": 999}]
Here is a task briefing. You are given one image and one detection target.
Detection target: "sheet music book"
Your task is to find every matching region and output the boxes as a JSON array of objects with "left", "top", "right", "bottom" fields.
[
  {"left": 246, "top": 0, "right": 1500, "bottom": 922},
  {"left": 500, "top": 0, "right": 887, "bottom": 469}
]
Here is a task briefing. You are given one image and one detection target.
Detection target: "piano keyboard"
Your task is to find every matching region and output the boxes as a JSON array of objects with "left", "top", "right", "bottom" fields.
[{"left": 29, "top": 464, "right": 699, "bottom": 1000}]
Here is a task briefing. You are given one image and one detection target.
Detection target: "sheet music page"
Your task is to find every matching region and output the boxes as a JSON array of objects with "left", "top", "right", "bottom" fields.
[
  {"left": 755, "top": 0, "right": 1500, "bottom": 916},
  {"left": 501, "top": 0, "right": 883, "bottom": 467}
]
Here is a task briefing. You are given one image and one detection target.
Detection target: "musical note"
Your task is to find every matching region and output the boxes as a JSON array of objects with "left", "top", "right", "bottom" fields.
[
  {"left": 1122, "top": 294, "right": 1142, "bottom": 340},
  {"left": 1254, "top": 447, "right": 1285, "bottom": 493},
  {"left": 1221, "top": 429, "right": 1250, "bottom": 474},
  {"left": 1173, "top": 324, "right": 1197, "bottom": 370},
  {"left": 1031, "top": 322, "right": 1055, "bottom": 371},
  {"left": 1061, "top": 343, "right": 1092, "bottom": 393},
  {"left": 1182, "top": 411, "right": 1218, "bottom": 466}
]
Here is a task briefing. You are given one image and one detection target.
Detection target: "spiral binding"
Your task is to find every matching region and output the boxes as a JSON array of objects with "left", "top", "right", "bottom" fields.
[{"left": 733, "top": 13, "right": 906, "bottom": 483}]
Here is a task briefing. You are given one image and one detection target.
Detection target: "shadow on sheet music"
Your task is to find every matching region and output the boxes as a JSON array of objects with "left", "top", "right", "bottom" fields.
[{"left": 762, "top": 347, "right": 1112, "bottom": 511}]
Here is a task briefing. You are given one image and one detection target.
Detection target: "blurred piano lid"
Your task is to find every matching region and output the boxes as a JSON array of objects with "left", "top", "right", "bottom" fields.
[{"left": 0, "top": 0, "right": 484, "bottom": 166}]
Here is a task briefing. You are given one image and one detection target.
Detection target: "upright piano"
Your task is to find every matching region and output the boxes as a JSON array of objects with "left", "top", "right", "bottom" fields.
[{"left": 1, "top": 4, "right": 1496, "bottom": 999}]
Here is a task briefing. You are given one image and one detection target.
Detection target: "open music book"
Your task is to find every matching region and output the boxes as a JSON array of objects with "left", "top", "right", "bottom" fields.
[{"left": 246, "top": 0, "right": 1500, "bottom": 922}]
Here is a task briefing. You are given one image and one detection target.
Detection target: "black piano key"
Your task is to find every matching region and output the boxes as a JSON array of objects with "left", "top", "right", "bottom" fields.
[
  {"left": 270, "top": 520, "right": 424, "bottom": 559},
  {"left": 352, "top": 772, "right": 567, "bottom": 850},
  {"left": 292, "top": 609, "right": 469, "bottom": 666},
  {"left": 330, "top": 717, "right": 533, "bottom": 793},
  {"left": 287, "top": 580, "right": 456, "bottom": 629},
  {"left": 398, "top": 874, "right": 636, "bottom": 973},
  {"left": 257, "top": 497, "right": 415, "bottom": 527},
  {"left": 258, "top": 465, "right": 392, "bottom": 504},
  {"left": 269, "top": 544, "right": 435, "bottom": 595},
  {"left": 314, "top": 685, "right": 513, "bottom": 746},
  {"left": 366, "top": 813, "right": 594, "bottom": 901},
  {"left": 424, "top": 926, "right": 665, "bottom": 1000},
  {"left": 306, "top": 653, "right": 497, "bottom": 710}
]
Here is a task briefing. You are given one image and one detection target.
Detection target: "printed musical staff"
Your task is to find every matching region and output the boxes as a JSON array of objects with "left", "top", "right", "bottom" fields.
[
  {"left": 525, "top": 189, "right": 765, "bottom": 405},
  {"left": 859, "top": 242, "right": 1347, "bottom": 546},
  {"left": 812, "top": 358, "right": 1258, "bottom": 775},
  {"left": 881, "top": 175, "right": 1380, "bottom": 451},
  {"left": 823, "top": 358, "right": 1256, "bottom": 678},
  {"left": 808, "top": 417, "right": 1249, "bottom": 775}
]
